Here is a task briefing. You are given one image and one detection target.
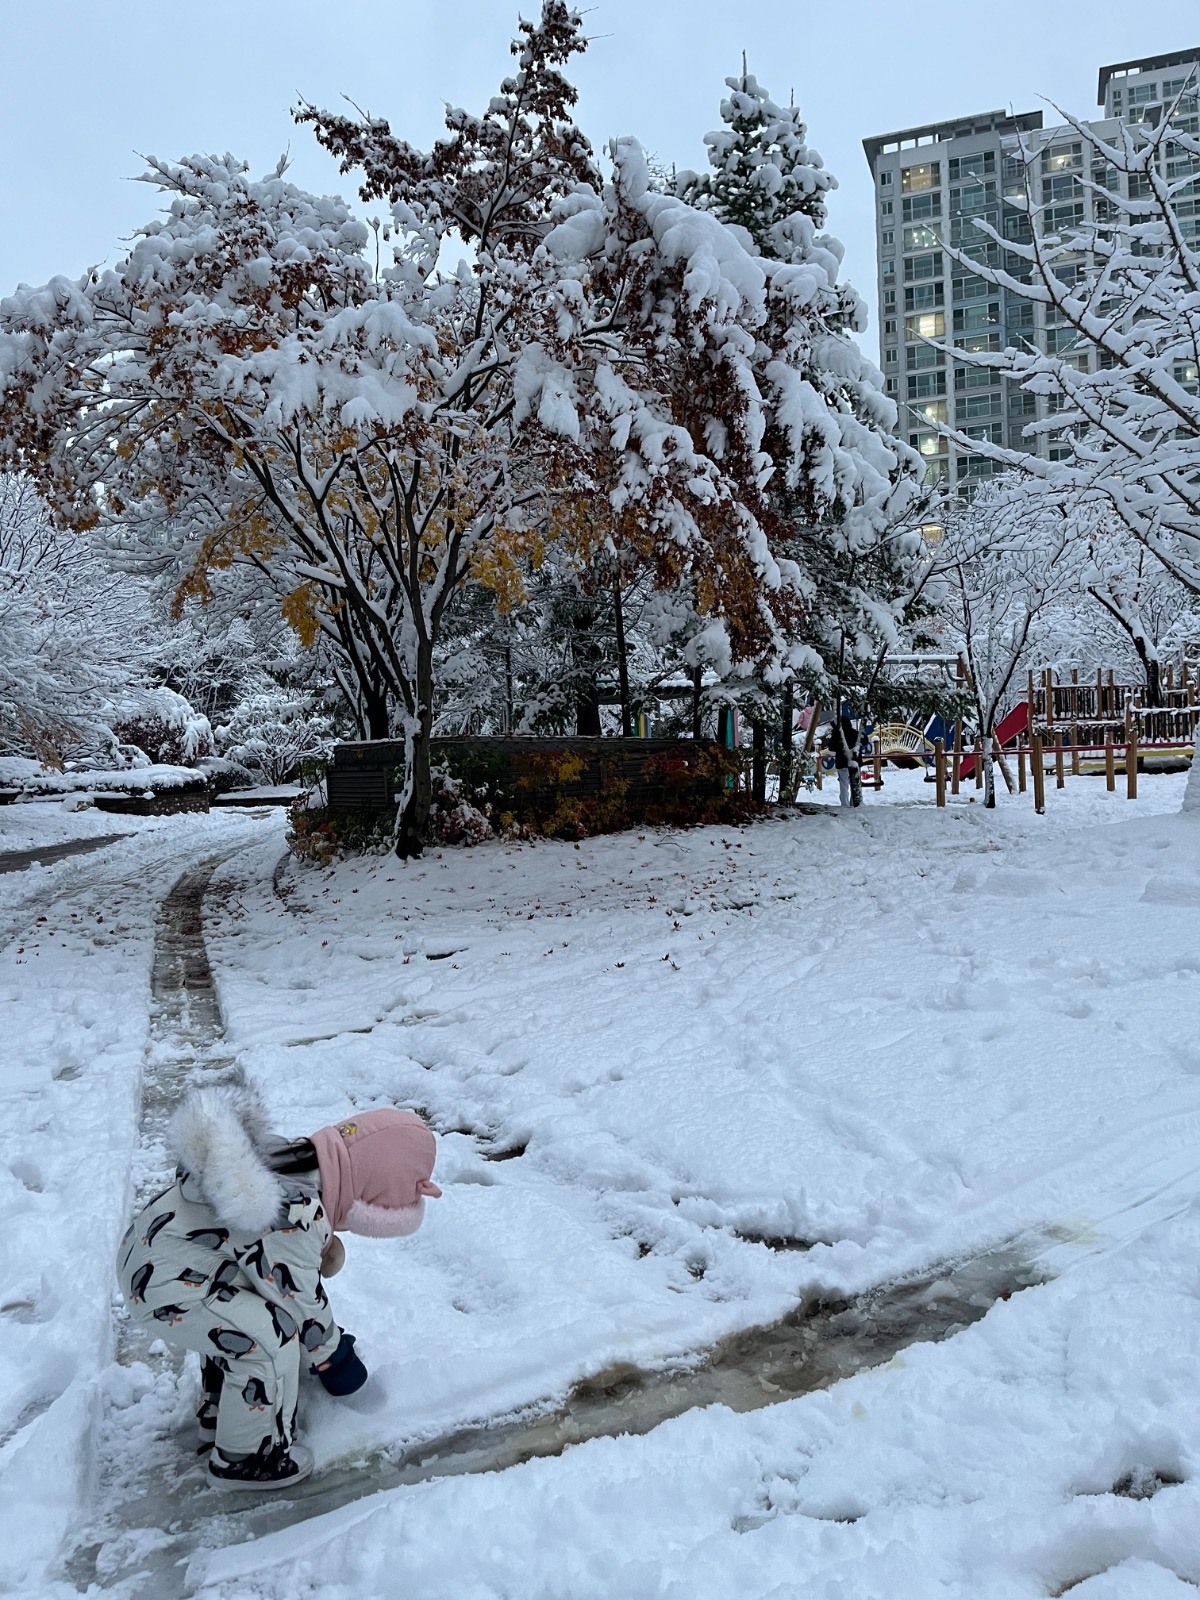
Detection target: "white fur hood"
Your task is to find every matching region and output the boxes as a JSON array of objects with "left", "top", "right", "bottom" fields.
[{"left": 167, "top": 1085, "right": 291, "bottom": 1236}]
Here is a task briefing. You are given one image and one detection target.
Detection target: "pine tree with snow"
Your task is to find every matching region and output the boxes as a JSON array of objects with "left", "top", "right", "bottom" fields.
[
  {"left": 680, "top": 67, "right": 925, "bottom": 721},
  {"left": 678, "top": 63, "right": 836, "bottom": 259}
]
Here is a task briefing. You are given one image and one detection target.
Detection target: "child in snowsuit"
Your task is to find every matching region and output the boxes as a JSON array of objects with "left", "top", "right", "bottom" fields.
[{"left": 117, "top": 1087, "right": 441, "bottom": 1491}]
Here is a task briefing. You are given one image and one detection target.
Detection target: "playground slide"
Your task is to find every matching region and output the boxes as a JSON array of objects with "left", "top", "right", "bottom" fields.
[{"left": 957, "top": 702, "right": 1029, "bottom": 781}]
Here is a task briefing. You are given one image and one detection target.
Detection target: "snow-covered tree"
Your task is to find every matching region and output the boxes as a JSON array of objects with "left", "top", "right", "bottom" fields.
[
  {"left": 0, "top": 5, "right": 919, "bottom": 852},
  {"left": 216, "top": 684, "right": 333, "bottom": 786},
  {"left": 678, "top": 65, "right": 926, "bottom": 717},
  {"left": 943, "top": 96, "right": 1200, "bottom": 591},
  {"left": 678, "top": 65, "right": 837, "bottom": 251},
  {"left": 932, "top": 483, "right": 1073, "bottom": 806},
  {"left": 0, "top": 476, "right": 158, "bottom": 764}
]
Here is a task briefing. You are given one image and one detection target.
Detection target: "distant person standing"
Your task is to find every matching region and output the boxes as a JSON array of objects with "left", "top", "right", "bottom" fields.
[{"left": 832, "top": 709, "right": 862, "bottom": 808}]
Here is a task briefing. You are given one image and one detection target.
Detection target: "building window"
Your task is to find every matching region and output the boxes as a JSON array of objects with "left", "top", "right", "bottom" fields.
[
  {"left": 952, "top": 272, "right": 990, "bottom": 302},
  {"left": 885, "top": 348, "right": 897, "bottom": 364},
  {"left": 1175, "top": 361, "right": 1199, "bottom": 392},
  {"left": 906, "top": 342, "right": 942, "bottom": 369},
  {"left": 1008, "top": 391, "right": 1037, "bottom": 417},
  {"left": 881, "top": 199, "right": 894, "bottom": 216},
  {"left": 958, "top": 454, "right": 997, "bottom": 479},
  {"left": 948, "top": 151, "right": 995, "bottom": 182},
  {"left": 883, "top": 288, "right": 897, "bottom": 309},
  {"left": 1045, "top": 202, "right": 1085, "bottom": 233},
  {"left": 1044, "top": 142, "right": 1083, "bottom": 172},
  {"left": 923, "top": 460, "right": 949, "bottom": 485},
  {"left": 1003, "top": 212, "right": 1034, "bottom": 243},
  {"left": 905, "top": 311, "right": 945, "bottom": 341},
  {"left": 882, "top": 260, "right": 895, "bottom": 280},
  {"left": 881, "top": 230, "right": 895, "bottom": 247},
  {"left": 1042, "top": 173, "right": 1080, "bottom": 203},
  {"left": 905, "top": 281, "right": 943, "bottom": 311},
  {"left": 950, "top": 213, "right": 998, "bottom": 246},
  {"left": 1045, "top": 327, "right": 1080, "bottom": 354},
  {"left": 885, "top": 377, "right": 898, "bottom": 394},
  {"left": 901, "top": 162, "right": 938, "bottom": 193},
  {"left": 953, "top": 302, "right": 1000, "bottom": 332},
  {"left": 904, "top": 251, "right": 942, "bottom": 282},
  {"left": 908, "top": 371, "right": 946, "bottom": 399},
  {"left": 1127, "top": 83, "right": 1158, "bottom": 106},
  {"left": 909, "top": 432, "right": 946, "bottom": 457},
  {"left": 880, "top": 170, "right": 893, "bottom": 186},
  {"left": 902, "top": 192, "right": 941, "bottom": 223},
  {"left": 883, "top": 318, "right": 897, "bottom": 336},
  {"left": 904, "top": 223, "right": 941, "bottom": 252},
  {"left": 965, "top": 422, "right": 1004, "bottom": 444},
  {"left": 960, "top": 332, "right": 1001, "bottom": 354},
  {"left": 957, "top": 366, "right": 1000, "bottom": 392},
  {"left": 914, "top": 400, "right": 948, "bottom": 426},
  {"left": 950, "top": 181, "right": 996, "bottom": 214},
  {"left": 962, "top": 393, "right": 1002, "bottom": 419}
]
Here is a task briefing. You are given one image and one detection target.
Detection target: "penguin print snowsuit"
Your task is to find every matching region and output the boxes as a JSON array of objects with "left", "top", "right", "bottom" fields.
[{"left": 117, "top": 1089, "right": 342, "bottom": 1473}]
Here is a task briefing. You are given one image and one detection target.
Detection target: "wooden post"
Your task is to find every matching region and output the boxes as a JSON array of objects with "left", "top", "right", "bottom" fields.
[
  {"left": 802, "top": 700, "right": 822, "bottom": 754},
  {"left": 1027, "top": 672, "right": 1036, "bottom": 738},
  {"left": 1105, "top": 735, "right": 1115, "bottom": 791},
  {"left": 1031, "top": 731, "right": 1045, "bottom": 814},
  {"left": 1055, "top": 740, "right": 1065, "bottom": 789},
  {"left": 1107, "top": 668, "right": 1115, "bottom": 721},
  {"left": 873, "top": 736, "right": 883, "bottom": 791},
  {"left": 779, "top": 683, "right": 794, "bottom": 803},
  {"left": 974, "top": 738, "right": 984, "bottom": 789},
  {"left": 1017, "top": 740, "right": 1027, "bottom": 793},
  {"left": 1044, "top": 668, "right": 1055, "bottom": 729},
  {"left": 752, "top": 719, "right": 767, "bottom": 805},
  {"left": 1095, "top": 667, "right": 1103, "bottom": 721},
  {"left": 1070, "top": 723, "right": 1081, "bottom": 776},
  {"left": 952, "top": 722, "right": 962, "bottom": 795},
  {"left": 1127, "top": 727, "right": 1138, "bottom": 799},
  {"left": 935, "top": 737, "right": 946, "bottom": 807}
]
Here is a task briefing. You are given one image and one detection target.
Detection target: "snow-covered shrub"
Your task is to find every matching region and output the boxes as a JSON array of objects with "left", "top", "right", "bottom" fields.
[
  {"left": 217, "top": 686, "right": 334, "bottom": 786},
  {"left": 427, "top": 769, "right": 494, "bottom": 847},
  {"left": 106, "top": 686, "right": 213, "bottom": 767}
]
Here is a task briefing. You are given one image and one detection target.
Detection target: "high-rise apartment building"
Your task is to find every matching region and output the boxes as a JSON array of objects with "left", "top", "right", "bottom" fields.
[{"left": 864, "top": 48, "right": 1200, "bottom": 493}]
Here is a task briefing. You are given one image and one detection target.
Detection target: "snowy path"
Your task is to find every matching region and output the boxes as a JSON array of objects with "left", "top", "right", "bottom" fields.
[
  {"left": 6, "top": 784, "right": 1200, "bottom": 1597},
  {"left": 0, "top": 809, "right": 278, "bottom": 1598},
  {"left": 0, "top": 832, "right": 134, "bottom": 875}
]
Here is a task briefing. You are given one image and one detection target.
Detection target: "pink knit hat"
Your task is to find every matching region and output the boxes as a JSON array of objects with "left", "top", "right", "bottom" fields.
[{"left": 309, "top": 1110, "right": 439, "bottom": 1237}]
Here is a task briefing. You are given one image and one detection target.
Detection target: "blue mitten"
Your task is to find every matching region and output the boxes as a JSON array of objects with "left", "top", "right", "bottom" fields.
[{"left": 315, "top": 1332, "right": 368, "bottom": 1396}]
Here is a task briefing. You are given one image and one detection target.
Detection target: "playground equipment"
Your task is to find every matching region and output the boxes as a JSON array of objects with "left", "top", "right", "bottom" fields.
[{"left": 926, "top": 663, "right": 1200, "bottom": 812}]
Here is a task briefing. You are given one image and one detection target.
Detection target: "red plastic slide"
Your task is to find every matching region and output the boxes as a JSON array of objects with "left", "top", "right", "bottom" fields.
[{"left": 957, "top": 701, "right": 1029, "bottom": 781}]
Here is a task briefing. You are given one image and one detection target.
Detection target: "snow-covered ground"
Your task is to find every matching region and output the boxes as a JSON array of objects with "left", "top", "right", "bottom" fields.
[{"left": 4, "top": 776, "right": 1200, "bottom": 1598}]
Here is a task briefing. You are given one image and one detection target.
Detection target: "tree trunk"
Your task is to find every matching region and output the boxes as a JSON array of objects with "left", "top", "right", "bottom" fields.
[
  {"left": 1145, "top": 655, "right": 1164, "bottom": 708},
  {"left": 395, "top": 645, "right": 434, "bottom": 859},
  {"left": 572, "top": 602, "right": 602, "bottom": 736},
  {"left": 983, "top": 746, "right": 996, "bottom": 808},
  {"left": 779, "top": 683, "right": 794, "bottom": 802},
  {"left": 366, "top": 690, "right": 390, "bottom": 742},
  {"left": 613, "top": 580, "right": 632, "bottom": 738},
  {"left": 751, "top": 719, "right": 767, "bottom": 804}
]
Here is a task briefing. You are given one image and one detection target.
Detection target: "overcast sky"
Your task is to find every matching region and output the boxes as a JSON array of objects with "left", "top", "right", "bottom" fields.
[{"left": 2, "top": 0, "right": 1197, "bottom": 354}]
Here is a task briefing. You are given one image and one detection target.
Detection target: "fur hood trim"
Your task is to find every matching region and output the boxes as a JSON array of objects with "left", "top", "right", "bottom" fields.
[{"left": 167, "top": 1085, "right": 286, "bottom": 1235}]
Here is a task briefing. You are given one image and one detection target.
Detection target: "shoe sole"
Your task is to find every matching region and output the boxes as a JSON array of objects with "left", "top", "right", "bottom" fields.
[{"left": 208, "top": 1449, "right": 314, "bottom": 1493}]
